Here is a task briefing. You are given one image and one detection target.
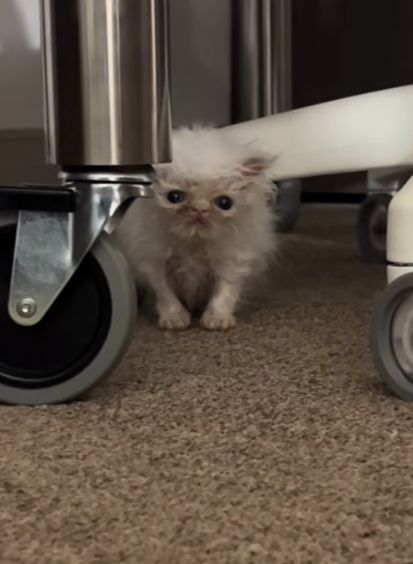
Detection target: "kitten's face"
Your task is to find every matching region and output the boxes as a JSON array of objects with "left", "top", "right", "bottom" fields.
[
  {"left": 154, "top": 157, "right": 273, "bottom": 239},
  {"left": 154, "top": 175, "right": 257, "bottom": 238}
]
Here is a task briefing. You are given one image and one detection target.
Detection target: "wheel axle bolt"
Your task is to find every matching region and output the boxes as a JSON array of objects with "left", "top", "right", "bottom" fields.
[{"left": 16, "top": 298, "right": 37, "bottom": 318}]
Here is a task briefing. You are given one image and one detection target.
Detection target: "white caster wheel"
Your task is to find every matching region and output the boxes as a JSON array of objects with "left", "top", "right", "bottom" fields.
[
  {"left": 275, "top": 179, "right": 302, "bottom": 233},
  {"left": 357, "top": 193, "right": 392, "bottom": 264},
  {"left": 0, "top": 223, "right": 136, "bottom": 405},
  {"left": 372, "top": 273, "right": 413, "bottom": 401}
]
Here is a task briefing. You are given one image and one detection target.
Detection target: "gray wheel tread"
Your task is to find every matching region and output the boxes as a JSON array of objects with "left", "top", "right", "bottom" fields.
[
  {"left": 357, "top": 193, "right": 392, "bottom": 264},
  {"left": 0, "top": 232, "right": 136, "bottom": 405},
  {"left": 372, "top": 272, "right": 413, "bottom": 401}
]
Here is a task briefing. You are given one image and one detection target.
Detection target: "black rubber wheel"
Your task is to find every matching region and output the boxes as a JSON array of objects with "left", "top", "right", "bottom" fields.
[
  {"left": 275, "top": 179, "right": 302, "bottom": 233},
  {"left": 357, "top": 193, "right": 392, "bottom": 264},
  {"left": 0, "top": 224, "right": 136, "bottom": 405},
  {"left": 372, "top": 272, "right": 413, "bottom": 401}
]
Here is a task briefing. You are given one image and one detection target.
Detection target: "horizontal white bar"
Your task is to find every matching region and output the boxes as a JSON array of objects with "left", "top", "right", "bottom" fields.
[{"left": 222, "top": 86, "right": 413, "bottom": 180}]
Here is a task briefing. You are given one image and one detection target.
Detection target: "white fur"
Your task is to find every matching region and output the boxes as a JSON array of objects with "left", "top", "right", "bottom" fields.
[{"left": 116, "top": 126, "right": 277, "bottom": 330}]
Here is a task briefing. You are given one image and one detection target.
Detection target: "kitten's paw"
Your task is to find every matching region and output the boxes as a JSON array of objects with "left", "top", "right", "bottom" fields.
[
  {"left": 200, "top": 310, "right": 236, "bottom": 331},
  {"left": 158, "top": 306, "right": 191, "bottom": 331}
]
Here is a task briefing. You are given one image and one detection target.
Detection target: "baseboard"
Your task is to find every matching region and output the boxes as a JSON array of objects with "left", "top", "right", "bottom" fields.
[
  {"left": 301, "top": 171, "right": 367, "bottom": 195},
  {"left": 301, "top": 192, "right": 365, "bottom": 204}
]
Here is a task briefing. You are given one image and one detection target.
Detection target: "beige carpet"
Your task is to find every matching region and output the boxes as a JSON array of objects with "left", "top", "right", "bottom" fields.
[{"left": 1, "top": 206, "right": 413, "bottom": 564}]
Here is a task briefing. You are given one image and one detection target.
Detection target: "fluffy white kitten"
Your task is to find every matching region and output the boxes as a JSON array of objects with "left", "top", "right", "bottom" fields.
[{"left": 117, "top": 126, "right": 277, "bottom": 330}]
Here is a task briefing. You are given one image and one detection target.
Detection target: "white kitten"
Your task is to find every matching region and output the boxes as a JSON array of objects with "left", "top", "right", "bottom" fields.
[{"left": 117, "top": 126, "right": 277, "bottom": 330}]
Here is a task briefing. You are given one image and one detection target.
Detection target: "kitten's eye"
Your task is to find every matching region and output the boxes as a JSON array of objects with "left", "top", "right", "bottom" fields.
[
  {"left": 215, "top": 195, "right": 233, "bottom": 211},
  {"left": 166, "top": 190, "right": 186, "bottom": 204}
]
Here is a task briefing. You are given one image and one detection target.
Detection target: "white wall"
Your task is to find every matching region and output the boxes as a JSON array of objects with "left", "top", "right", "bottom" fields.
[
  {"left": 0, "top": 0, "right": 231, "bottom": 131},
  {"left": 0, "top": 0, "right": 43, "bottom": 129}
]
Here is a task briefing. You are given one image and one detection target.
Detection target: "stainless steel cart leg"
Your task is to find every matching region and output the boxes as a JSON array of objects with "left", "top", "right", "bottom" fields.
[
  {"left": 231, "top": 0, "right": 301, "bottom": 231},
  {"left": 0, "top": 0, "right": 172, "bottom": 405}
]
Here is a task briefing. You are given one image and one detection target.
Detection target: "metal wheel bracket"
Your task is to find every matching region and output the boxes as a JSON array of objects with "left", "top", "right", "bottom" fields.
[
  {"left": 367, "top": 166, "right": 413, "bottom": 195},
  {"left": 8, "top": 180, "right": 152, "bottom": 327}
]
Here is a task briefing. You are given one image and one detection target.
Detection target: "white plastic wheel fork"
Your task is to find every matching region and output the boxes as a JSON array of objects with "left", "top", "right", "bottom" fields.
[{"left": 387, "top": 175, "right": 413, "bottom": 283}]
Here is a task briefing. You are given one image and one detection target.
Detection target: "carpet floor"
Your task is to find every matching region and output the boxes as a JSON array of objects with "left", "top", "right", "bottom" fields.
[{"left": 1, "top": 205, "right": 412, "bottom": 564}]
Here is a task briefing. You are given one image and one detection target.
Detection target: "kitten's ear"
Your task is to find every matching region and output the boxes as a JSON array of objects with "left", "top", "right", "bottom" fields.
[{"left": 240, "top": 155, "right": 276, "bottom": 177}]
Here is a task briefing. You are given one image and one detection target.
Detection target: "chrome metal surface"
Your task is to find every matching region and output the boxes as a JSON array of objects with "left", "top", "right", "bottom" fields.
[
  {"left": 16, "top": 298, "right": 37, "bottom": 319},
  {"left": 41, "top": 0, "right": 172, "bottom": 167},
  {"left": 231, "top": 0, "right": 292, "bottom": 122},
  {"left": 391, "top": 293, "right": 413, "bottom": 378},
  {"left": 269, "top": 0, "right": 292, "bottom": 113},
  {"left": 62, "top": 168, "right": 156, "bottom": 186},
  {"left": 232, "top": 0, "right": 261, "bottom": 121},
  {"left": 9, "top": 182, "right": 148, "bottom": 326}
]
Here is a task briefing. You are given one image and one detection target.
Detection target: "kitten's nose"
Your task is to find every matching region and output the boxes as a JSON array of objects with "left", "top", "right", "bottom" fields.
[{"left": 190, "top": 200, "right": 209, "bottom": 213}]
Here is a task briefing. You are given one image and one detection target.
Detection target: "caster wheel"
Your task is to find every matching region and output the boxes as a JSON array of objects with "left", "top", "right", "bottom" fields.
[
  {"left": 0, "top": 224, "right": 136, "bottom": 405},
  {"left": 357, "top": 193, "right": 392, "bottom": 264},
  {"left": 372, "top": 272, "right": 413, "bottom": 401},
  {"left": 274, "top": 179, "right": 302, "bottom": 233}
]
